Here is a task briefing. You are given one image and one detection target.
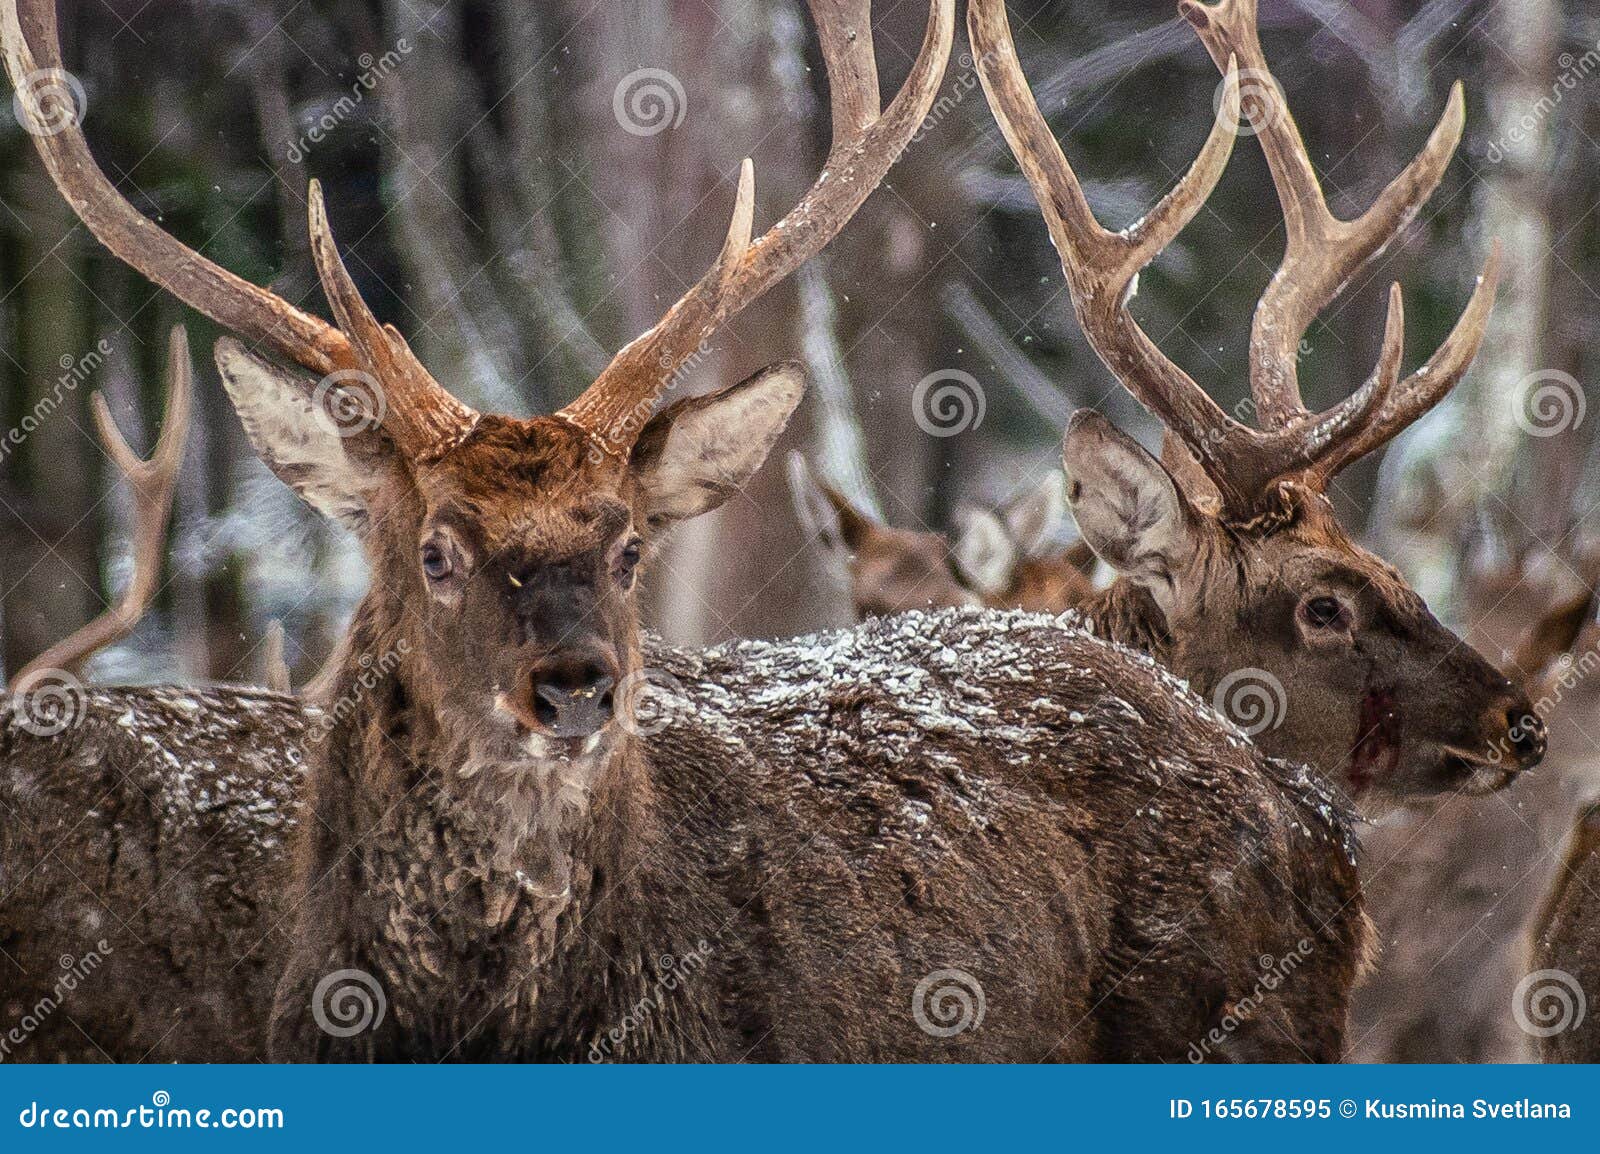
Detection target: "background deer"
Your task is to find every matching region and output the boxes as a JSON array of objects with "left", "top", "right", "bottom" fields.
[
  {"left": 2, "top": 0, "right": 1374, "bottom": 1063},
  {"left": 789, "top": 454, "right": 1096, "bottom": 617},
  {"left": 969, "top": 0, "right": 1545, "bottom": 810}
]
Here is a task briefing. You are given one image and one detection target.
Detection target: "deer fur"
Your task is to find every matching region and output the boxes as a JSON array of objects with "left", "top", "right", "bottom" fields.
[{"left": 3, "top": 610, "right": 1369, "bottom": 1062}]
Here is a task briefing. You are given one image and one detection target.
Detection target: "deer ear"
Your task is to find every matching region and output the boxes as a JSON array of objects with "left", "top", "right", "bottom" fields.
[
  {"left": 214, "top": 338, "right": 389, "bottom": 535},
  {"left": 1001, "top": 471, "right": 1069, "bottom": 559},
  {"left": 951, "top": 508, "right": 1017, "bottom": 598},
  {"left": 1061, "top": 410, "right": 1198, "bottom": 612},
  {"left": 632, "top": 362, "right": 806, "bottom": 527}
]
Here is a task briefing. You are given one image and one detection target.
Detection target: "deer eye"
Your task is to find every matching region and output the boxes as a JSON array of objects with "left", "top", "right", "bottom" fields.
[
  {"left": 613, "top": 538, "right": 642, "bottom": 588},
  {"left": 1300, "top": 595, "right": 1351, "bottom": 631},
  {"left": 421, "top": 541, "right": 453, "bottom": 581}
]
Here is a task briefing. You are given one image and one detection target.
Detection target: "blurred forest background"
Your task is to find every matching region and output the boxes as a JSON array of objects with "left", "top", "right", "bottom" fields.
[{"left": 0, "top": 0, "right": 1596, "bottom": 687}]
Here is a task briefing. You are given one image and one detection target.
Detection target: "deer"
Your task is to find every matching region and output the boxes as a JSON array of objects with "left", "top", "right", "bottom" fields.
[
  {"left": 2, "top": 0, "right": 1375, "bottom": 1063},
  {"left": 967, "top": 0, "right": 1545, "bottom": 814},
  {"left": 0, "top": 325, "right": 311, "bottom": 1062},
  {"left": 788, "top": 453, "right": 1096, "bottom": 617}
]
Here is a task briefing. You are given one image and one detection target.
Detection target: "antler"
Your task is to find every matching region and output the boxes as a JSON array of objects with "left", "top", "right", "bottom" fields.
[
  {"left": 969, "top": 0, "right": 1495, "bottom": 517},
  {"left": 558, "top": 0, "right": 956, "bottom": 456},
  {"left": 1, "top": 0, "right": 478, "bottom": 461},
  {"left": 1179, "top": 0, "right": 1498, "bottom": 441},
  {"left": 14, "top": 326, "right": 191, "bottom": 687}
]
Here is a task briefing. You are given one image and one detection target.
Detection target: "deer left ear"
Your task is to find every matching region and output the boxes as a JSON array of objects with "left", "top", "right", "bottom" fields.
[
  {"left": 1061, "top": 409, "right": 1201, "bottom": 614},
  {"left": 631, "top": 362, "right": 807, "bottom": 527}
]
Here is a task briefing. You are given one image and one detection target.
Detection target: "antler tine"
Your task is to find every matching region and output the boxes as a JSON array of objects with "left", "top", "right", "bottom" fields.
[
  {"left": 1, "top": 0, "right": 351, "bottom": 379},
  {"left": 1313, "top": 241, "right": 1501, "bottom": 478},
  {"left": 307, "top": 181, "right": 478, "bottom": 458},
  {"left": 1180, "top": 0, "right": 1466, "bottom": 431},
  {"left": 559, "top": 0, "right": 956, "bottom": 458},
  {"left": 14, "top": 326, "right": 191, "bottom": 687}
]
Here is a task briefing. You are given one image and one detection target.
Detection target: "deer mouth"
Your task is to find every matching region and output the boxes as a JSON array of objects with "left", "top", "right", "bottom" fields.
[
  {"left": 1438, "top": 747, "right": 1515, "bottom": 795},
  {"left": 1348, "top": 688, "right": 1401, "bottom": 796}
]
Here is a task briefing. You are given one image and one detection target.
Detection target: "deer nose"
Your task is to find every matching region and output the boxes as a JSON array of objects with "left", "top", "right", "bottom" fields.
[
  {"left": 525, "top": 657, "right": 617, "bottom": 738},
  {"left": 1505, "top": 705, "right": 1547, "bottom": 768}
]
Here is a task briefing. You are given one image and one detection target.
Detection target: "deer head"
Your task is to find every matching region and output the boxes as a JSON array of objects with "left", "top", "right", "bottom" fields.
[
  {"left": 970, "top": 0, "right": 1544, "bottom": 805},
  {"left": 789, "top": 455, "right": 1093, "bottom": 617},
  {"left": 3, "top": 0, "right": 954, "bottom": 761}
]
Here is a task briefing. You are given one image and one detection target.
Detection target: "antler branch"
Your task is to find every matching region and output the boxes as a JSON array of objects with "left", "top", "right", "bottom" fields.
[
  {"left": 1178, "top": 0, "right": 1498, "bottom": 441},
  {"left": 14, "top": 325, "right": 191, "bottom": 686},
  {"left": 2, "top": 0, "right": 479, "bottom": 461},
  {"left": 969, "top": 0, "right": 1392, "bottom": 514},
  {"left": 559, "top": 0, "right": 956, "bottom": 455}
]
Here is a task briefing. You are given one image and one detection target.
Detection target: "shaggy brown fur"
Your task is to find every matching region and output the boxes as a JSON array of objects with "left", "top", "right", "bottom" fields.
[{"left": 2, "top": 611, "right": 1368, "bottom": 1062}]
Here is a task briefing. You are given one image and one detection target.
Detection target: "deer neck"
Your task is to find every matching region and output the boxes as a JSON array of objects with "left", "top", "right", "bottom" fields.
[
  {"left": 1074, "top": 580, "right": 1175, "bottom": 667},
  {"left": 306, "top": 598, "right": 652, "bottom": 950}
]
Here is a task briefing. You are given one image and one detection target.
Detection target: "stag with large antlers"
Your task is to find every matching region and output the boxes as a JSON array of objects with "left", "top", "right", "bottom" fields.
[
  {"left": 968, "top": 0, "right": 1543, "bottom": 807},
  {"left": 3, "top": 0, "right": 1375, "bottom": 1062}
]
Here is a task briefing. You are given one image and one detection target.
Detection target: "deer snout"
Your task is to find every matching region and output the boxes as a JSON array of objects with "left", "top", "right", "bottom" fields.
[
  {"left": 1501, "top": 698, "right": 1547, "bottom": 770},
  {"left": 521, "top": 653, "right": 618, "bottom": 739}
]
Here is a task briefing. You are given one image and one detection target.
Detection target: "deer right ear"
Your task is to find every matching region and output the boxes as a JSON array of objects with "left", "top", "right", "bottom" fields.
[
  {"left": 1061, "top": 410, "right": 1198, "bottom": 612},
  {"left": 951, "top": 508, "right": 1017, "bottom": 598},
  {"left": 214, "top": 339, "right": 389, "bottom": 535}
]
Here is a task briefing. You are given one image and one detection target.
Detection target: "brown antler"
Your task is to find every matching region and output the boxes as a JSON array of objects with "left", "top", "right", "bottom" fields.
[
  {"left": 969, "top": 0, "right": 1495, "bottom": 517},
  {"left": 559, "top": 0, "right": 956, "bottom": 457},
  {"left": 14, "top": 326, "right": 191, "bottom": 687},
  {"left": 1, "top": 0, "right": 478, "bottom": 461},
  {"left": 1179, "top": 0, "right": 1498, "bottom": 439},
  {"left": 968, "top": 0, "right": 1397, "bottom": 516}
]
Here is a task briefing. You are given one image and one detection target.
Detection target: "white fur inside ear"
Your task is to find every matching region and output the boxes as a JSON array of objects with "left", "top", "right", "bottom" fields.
[
  {"left": 1002, "top": 471, "right": 1069, "bottom": 559},
  {"left": 636, "top": 363, "right": 806, "bottom": 525},
  {"left": 1061, "top": 411, "right": 1192, "bottom": 598},
  {"left": 952, "top": 508, "right": 1016, "bottom": 598},
  {"left": 214, "top": 339, "right": 377, "bottom": 533},
  {"left": 787, "top": 452, "right": 845, "bottom": 551}
]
